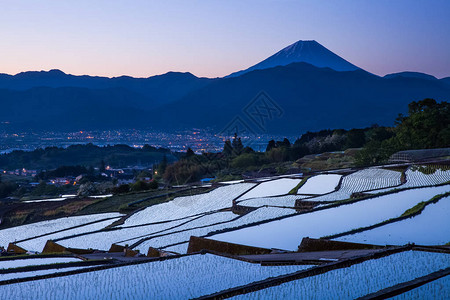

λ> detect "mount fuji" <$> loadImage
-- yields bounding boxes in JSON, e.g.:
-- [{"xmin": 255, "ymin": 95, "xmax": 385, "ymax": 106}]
[{"xmin": 227, "ymin": 40, "xmax": 361, "ymax": 77}]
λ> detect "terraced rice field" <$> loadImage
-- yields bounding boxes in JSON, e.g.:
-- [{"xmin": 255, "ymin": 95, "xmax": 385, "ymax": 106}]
[
  {"xmin": 297, "ymin": 174, "xmax": 342, "ymax": 195},
  {"xmin": 0, "ymin": 267, "xmax": 92, "ymax": 282},
  {"xmin": 390, "ymin": 274, "xmax": 450, "ymax": 299},
  {"xmin": 17, "ymin": 218, "xmax": 123, "ymax": 252},
  {"xmin": 212, "ymin": 185, "xmax": 450, "ymax": 250},
  {"xmin": 335, "ymin": 195, "xmax": 450, "ymax": 245},
  {"xmin": 23, "ymin": 197, "xmax": 69, "ymax": 203},
  {"xmin": 231, "ymin": 251, "xmax": 450, "ymax": 300},
  {"xmin": 0, "ymin": 256, "xmax": 92, "ymax": 283},
  {"xmin": 58, "ymin": 205, "xmax": 296, "ymax": 252},
  {"xmin": 4, "ymin": 165, "xmax": 447, "ymax": 254},
  {"xmin": 161, "ymin": 242, "xmax": 189, "ymax": 253},
  {"xmin": 308, "ymin": 168, "xmax": 402, "ymax": 202},
  {"xmin": 370, "ymin": 166, "xmax": 450, "ymax": 193},
  {"xmin": 1, "ymin": 163, "xmax": 449, "ymax": 299},
  {"xmin": 120, "ymin": 183, "xmax": 255, "ymax": 226},
  {"xmin": 57, "ymin": 218, "xmax": 195, "ymax": 250},
  {"xmin": 0, "ymin": 254, "xmax": 312, "ymax": 299},
  {"xmin": 238, "ymin": 194, "xmax": 309, "ymax": 207},
  {"xmin": 237, "ymin": 178, "xmax": 301, "ymax": 200},
  {"xmin": 132, "ymin": 207, "xmax": 295, "ymax": 253},
  {"xmin": 0, "ymin": 213, "xmax": 123, "ymax": 249},
  {"xmin": 0, "ymin": 257, "xmax": 81, "ymax": 269}
]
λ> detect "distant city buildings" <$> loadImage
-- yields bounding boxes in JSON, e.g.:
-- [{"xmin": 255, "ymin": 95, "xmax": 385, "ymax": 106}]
[
  {"xmin": 0, "ymin": 129, "xmax": 295, "ymax": 154},
  {"xmin": 1, "ymin": 169, "xmax": 37, "ymax": 177}
]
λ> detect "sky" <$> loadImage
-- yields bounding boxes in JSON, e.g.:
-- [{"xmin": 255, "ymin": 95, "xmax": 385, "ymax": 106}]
[{"xmin": 1, "ymin": 0, "xmax": 450, "ymax": 78}]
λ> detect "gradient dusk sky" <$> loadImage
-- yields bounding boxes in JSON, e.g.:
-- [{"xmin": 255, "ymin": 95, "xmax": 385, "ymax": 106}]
[{"xmin": 1, "ymin": 0, "xmax": 450, "ymax": 78}]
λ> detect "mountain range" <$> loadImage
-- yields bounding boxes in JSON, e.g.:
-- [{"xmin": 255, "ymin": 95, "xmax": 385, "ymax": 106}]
[{"xmin": 1, "ymin": 40, "xmax": 449, "ymax": 134}]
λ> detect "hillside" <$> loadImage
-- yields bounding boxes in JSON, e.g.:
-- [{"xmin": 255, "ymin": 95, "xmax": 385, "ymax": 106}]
[
  {"xmin": 0, "ymin": 69, "xmax": 213, "ymax": 107},
  {"xmin": 0, "ymin": 86, "xmax": 151, "ymax": 130},
  {"xmin": 156, "ymin": 62, "xmax": 450, "ymax": 134}
]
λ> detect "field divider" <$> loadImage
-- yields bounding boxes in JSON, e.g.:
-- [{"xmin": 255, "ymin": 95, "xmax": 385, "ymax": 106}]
[
  {"xmin": 126, "ymin": 187, "xmax": 193, "ymax": 207},
  {"xmin": 0, "ymin": 253, "xmax": 76, "ymax": 262},
  {"xmin": 356, "ymin": 267, "xmax": 450, "ymax": 300},
  {"xmin": 107, "ymin": 206, "xmax": 148, "ymax": 228},
  {"xmin": 288, "ymin": 175, "xmax": 310, "ymax": 195},
  {"xmin": 412, "ymin": 245, "xmax": 450, "ymax": 254}
]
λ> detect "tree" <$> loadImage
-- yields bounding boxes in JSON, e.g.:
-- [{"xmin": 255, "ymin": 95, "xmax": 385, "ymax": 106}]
[
  {"xmin": 112, "ymin": 184, "xmax": 130, "ymax": 194},
  {"xmin": 185, "ymin": 148, "xmax": 195, "ymax": 159},
  {"xmin": 290, "ymin": 144, "xmax": 310, "ymax": 160},
  {"xmin": 276, "ymin": 138, "xmax": 291, "ymax": 148},
  {"xmin": 392, "ymin": 99, "xmax": 449, "ymax": 149},
  {"xmin": 87, "ymin": 166, "xmax": 95, "ymax": 175},
  {"xmin": 36, "ymin": 165, "xmax": 88, "ymax": 180},
  {"xmin": 266, "ymin": 140, "xmax": 276, "ymax": 152},
  {"xmin": 345, "ymin": 129, "xmax": 366, "ymax": 148},
  {"xmin": 266, "ymin": 147, "xmax": 289, "ymax": 162},
  {"xmin": 131, "ymin": 180, "xmax": 150, "ymax": 192},
  {"xmin": 231, "ymin": 133, "xmax": 239, "ymax": 149},
  {"xmin": 157, "ymin": 155, "xmax": 168, "ymax": 175},
  {"xmin": 231, "ymin": 153, "xmax": 260, "ymax": 169},
  {"xmin": 77, "ymin": 182, "xmax": 98, "ymax": 196},
  {"xmin": 137, "ymin": 170, "xmax": 153, "ymax": 179},
  {"xmin": 242, "ymin": 146, "xmax": 255, "ymax": 154},
  {"xmin": 0, "ymin": 181, "xmax": 17, "ymax": 198},
  {"xmin": 163, "ymin": 160, "xmax": 203, "ymax": 184},
  {"xmin": 230, "ymin": 133, "xmax": 244, "ymax": 156},
  {"xmin": 234, "ymin": 137, "xmax": 244, "ymax": 155},
  {"xmin": 355, "ymin": 140, "xmax": 393, "ymax": 166},
  {"xmin": 366, "ymin": 127, "xmax": 394, "ymax": 143},
  {"xmin": 357, "ymin": 99, "xmax": 450, "ymax": 166},
  {"xmin": 31, "ymin": 181, "xmax": 60, "ymax": 196},
  {"xmin": 222, "ymin": 139, "xmax": 233, "ymax": 157},
  {"xmin": 148, "ymin": 179, "xmax": 159, "ymax": 189}
]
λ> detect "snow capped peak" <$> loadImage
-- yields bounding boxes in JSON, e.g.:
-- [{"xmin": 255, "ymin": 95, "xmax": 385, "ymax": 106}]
[
  {"xmin": 274, "ymin": 40, "xmax": 319, "ymax": 58},
  {"xmin": 280, "ymin": 40, "xmax": 317, "ymax": 54},
  {"xmin": 227, "ymin": 40, "xmax": 361, "ymax": 78}
]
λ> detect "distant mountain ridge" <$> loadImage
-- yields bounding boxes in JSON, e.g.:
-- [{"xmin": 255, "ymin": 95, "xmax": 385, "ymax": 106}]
[
  {"xmin": 383, "ymin": 71, "xmax": 438, "ymax": 81},
  {"xmin": 227, "ymin": 40, "xmax": 360, "ymax": 77},
  {"xmin": 1, "ymin": 40, "xmax": 449, "ymax": 133},
  {"xmin": 0, "ymin": 69, "xmax": 213, "ymax": 107}
]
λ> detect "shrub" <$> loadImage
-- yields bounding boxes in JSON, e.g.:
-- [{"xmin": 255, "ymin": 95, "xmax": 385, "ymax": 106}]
[
  {"xmin": 131, "ymin": 181, "xmax": 149, "ymax": 192},
  {"xmin": 112, "ymin": 184, "xmax": 130, "ymax": 194},
  {"xmin": 231, "ymin": 153, "xmax": 261, "ymax": 169},
  {"xmin": 148, "ymin": 180, "xmax": 159, "ymax": 189},
  {"xmin": 77, "ymin": 182, "xmax": 98, "ymax": 196}
]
